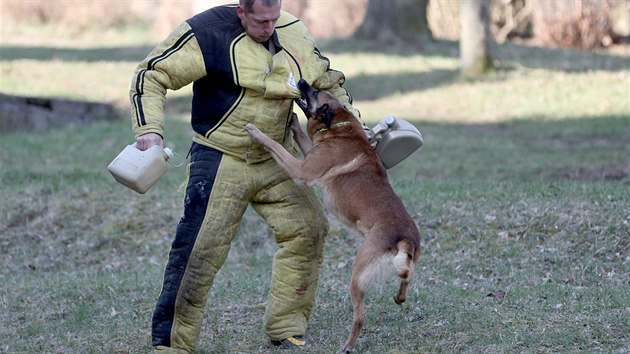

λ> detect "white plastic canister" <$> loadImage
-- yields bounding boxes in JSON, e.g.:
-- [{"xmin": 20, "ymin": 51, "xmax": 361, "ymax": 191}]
[
  {"xmin": 370, "ymin": 116, "xmax": 424, "ymax": 169},
  {"xmin": 107, "ymin": 144, "xmax": 174, "ymax": 194}
]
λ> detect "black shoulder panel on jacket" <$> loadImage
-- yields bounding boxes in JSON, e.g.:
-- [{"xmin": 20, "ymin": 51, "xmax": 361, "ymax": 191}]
[
  {"xmin": 186, "ymin": 5, "xmax": 243, "ymax": 74},
  {"xmin": 186, "ymin": 5, "xmax": 245, "ymax": 136}
]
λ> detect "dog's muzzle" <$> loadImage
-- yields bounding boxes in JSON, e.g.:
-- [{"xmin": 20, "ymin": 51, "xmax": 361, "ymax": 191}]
[
  {"xmin": 295, "ymin": 79, "xmax": 315, "ymax": 118},
  {"xmin": 295, "ymin": 97, "xmax": 309, "ymax": 117}
]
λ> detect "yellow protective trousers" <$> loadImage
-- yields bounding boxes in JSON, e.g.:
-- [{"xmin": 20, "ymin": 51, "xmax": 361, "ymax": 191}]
[{"xmin": 152, "ymin": 142, "xmax": 329, "ymax": 352}]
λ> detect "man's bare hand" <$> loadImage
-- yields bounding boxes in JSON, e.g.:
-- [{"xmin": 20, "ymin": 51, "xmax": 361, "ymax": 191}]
[{"xmin": 136, "ymin": 133, "xmax": 164, "ymax": 151}]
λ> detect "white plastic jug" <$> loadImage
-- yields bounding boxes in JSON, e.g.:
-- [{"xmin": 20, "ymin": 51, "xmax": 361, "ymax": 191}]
[
  {"xmin": 370, "ymin": 116, "xmax": 423, "ymax": 169},
  {"xmin": 107, "ymin": 143, "xmax": 174, "ymax": 194}
]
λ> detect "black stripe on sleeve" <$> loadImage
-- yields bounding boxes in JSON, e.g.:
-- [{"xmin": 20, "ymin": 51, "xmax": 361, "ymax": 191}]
[{"xmin": 133, "ymin": 29, "xmax": 195, "ymax": 127}]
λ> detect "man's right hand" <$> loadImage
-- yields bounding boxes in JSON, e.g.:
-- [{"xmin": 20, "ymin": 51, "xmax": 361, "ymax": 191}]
[{"xmin": 136, "ymin": 133, "xmax": 164, "ymax": 151}]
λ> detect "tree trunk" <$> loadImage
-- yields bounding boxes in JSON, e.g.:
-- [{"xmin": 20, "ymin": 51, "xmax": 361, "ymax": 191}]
[
  {"xmin": 459, "ymin": 0, "xmax": 494, "ymax": 76},
  {"xmin": 354, "ymin": 0, "xmax": 431, "ymax": 43}
]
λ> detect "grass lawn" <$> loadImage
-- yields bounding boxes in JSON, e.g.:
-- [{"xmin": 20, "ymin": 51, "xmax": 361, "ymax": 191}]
[{"xmin": 1, "ymin": 31, "xmax": 629, "ymax": 353}]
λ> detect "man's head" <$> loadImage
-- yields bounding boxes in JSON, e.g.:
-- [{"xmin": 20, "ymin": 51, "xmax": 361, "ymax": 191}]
[{"xmin": 237, "ymin": 0, "xmax": 282, "ymax": 43}]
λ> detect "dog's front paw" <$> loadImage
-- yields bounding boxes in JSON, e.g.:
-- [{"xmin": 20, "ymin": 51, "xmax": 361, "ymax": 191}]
[
  {"xmin": 245, "ymin": 123, "xmax": 263, "ymax": 140},
  {"xmin": 244, "ymin": 123, "xmax": 257, "ymax": 134},
  {"xmin": 245, "ymin": 123, "xmax": 272, "ymax": 149}
]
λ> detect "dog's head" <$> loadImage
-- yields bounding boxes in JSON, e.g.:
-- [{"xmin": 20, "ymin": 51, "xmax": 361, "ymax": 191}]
[{"xmin": 295, "ymin": 79, "xmax": 344, "ymax": 128}]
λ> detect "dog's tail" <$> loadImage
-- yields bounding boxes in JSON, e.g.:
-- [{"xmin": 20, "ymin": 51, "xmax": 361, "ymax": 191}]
[{"xmin": 393, "ymin": 239, "xmax": 419, "ymax": 280}]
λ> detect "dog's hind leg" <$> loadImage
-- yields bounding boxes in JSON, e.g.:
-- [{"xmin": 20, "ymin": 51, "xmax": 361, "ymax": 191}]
[
  {"xmin": 339, "ymin": 277, "xmax": 366, "ymax": 354},
  {"xmin": 392, "ymin": 239, "xmax": 418, "ymax": 305},
  {"xmin": 339, "ymin": 241, "xmax": 381, "ymax": 354},
  {"xmin": 394, "ymin": 279, "xmax": 410, "ymax": 305}
]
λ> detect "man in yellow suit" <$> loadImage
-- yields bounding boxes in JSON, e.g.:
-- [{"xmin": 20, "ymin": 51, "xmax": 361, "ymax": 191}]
[{"xmin": 129, "ymin": 0, "xmax": 362, "ymax": 352}]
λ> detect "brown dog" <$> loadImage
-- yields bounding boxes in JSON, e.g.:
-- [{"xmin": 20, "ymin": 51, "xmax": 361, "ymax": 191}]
[{"xmin": 245, "ymin": 79, "xmax": 421, "ymax": 353}]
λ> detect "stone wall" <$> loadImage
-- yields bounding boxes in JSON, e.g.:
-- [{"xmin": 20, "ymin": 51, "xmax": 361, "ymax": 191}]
[{"xmin": 0, "ymin": 94, "xmax": 119, "ymax": 133}]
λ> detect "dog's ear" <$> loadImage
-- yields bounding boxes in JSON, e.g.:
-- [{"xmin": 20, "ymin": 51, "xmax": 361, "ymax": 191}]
[{"xmin": 316, "ymin": 104, "xmax": 334, "ymax": 128}]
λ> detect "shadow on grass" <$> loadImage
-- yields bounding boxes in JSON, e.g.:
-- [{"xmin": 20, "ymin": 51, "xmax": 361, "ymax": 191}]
[
  {"xmin": 495, "ymin": 41, "xmax": 630, "ymax": 72},
  {"xmin": 345, "ymin": 69, "xmax": 459, "ymax": 101},
  {"xmin": 392, "ymin": 114, "xmax": 630, "ymax": 184},
  {"xmin": 320, "ymin": 38, "xmax": 630, "ymax": 72},
  {"xmin": 0, "ymin": 45, "xmax": 154, "ymax": 62}
]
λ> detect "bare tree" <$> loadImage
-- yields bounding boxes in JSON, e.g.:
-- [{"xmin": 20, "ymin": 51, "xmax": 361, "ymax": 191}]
[
  {"xmin": 459, "ymin": 0, "xmax": 494, "ymax": 76},
  {"xmin": 353, "ymin": 0, "xmax": 431, "ymax": 43},
  {"xmin": 281, "ymin": 0, "xmax": 309, "ymax": 19}
]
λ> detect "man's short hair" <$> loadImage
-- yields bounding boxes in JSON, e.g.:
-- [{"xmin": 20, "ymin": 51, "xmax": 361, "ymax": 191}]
[{"xmin": 239, "ymin": 0, "xmax": 280, "ymax": 14}]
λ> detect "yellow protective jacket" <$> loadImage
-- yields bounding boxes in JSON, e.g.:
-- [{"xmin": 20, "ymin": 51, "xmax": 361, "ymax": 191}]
[{"xmin": 130, "ymin": 5, "xmax": 360, "ymax": 163}]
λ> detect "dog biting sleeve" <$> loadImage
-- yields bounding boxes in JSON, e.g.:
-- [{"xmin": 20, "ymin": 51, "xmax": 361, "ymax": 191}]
[{"xmin": 312, "ymin": 69, "xmax": 362, "ymax": 122}]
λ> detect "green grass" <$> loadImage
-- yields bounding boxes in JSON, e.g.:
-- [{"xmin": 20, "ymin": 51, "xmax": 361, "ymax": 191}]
[{"xmin": 1, "ymin": 33, "xmax": 629, "ymax": 353}]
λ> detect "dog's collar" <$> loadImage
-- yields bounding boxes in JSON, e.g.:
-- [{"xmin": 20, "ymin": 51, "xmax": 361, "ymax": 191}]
[{"xmin": 315, "ymin": 121, "xmax": 352, "ymax": 134}]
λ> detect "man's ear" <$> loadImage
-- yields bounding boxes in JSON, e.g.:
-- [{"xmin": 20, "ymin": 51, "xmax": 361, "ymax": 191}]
[{"xmin": 236, "ymin": 5, "xmax": 245, "ymax": 19}]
